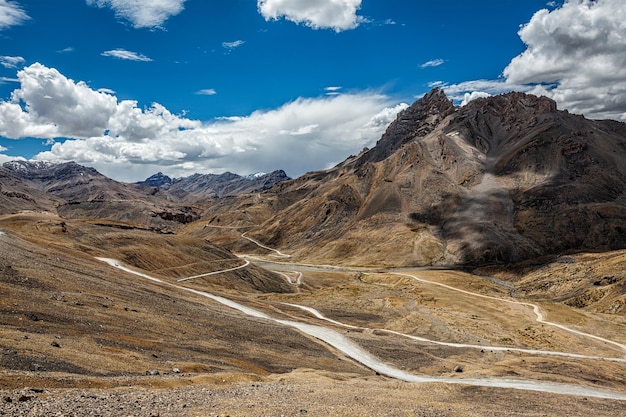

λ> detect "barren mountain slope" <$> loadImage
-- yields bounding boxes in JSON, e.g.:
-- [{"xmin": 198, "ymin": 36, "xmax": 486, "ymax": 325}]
[
  {"xmin": 197, "ymin": 89, "xmax": 626, "ymax": 267},
  {"xmin": 0, "ymin": 161, "xmax": 203, "ymax": 228},
  {"xmin": 0, "ymin": 213, "xmax": 345, "ymax": 384},
  {"xmin": 476, "ymin": 249, "xmax": 626, "ymax": 315}
]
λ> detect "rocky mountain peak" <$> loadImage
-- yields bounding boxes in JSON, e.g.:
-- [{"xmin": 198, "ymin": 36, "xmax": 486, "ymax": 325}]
[
  {"xmin": 463, "ymin": 91, "xmax": 558, "ymax": 117},
  {"xmin": 2, "ymin": 160, "xmax": 100, "ymax": 181},
  {"xmin": 137, "ymin": 172, "xmax": 173, "ymax": 188},
  {"xmin": 358, "ymin": 88, "xmax": 455, "ymax": 165},
  {"xmin": 3, "ymin": 160, "xmax": 56, "ymax": 174}
]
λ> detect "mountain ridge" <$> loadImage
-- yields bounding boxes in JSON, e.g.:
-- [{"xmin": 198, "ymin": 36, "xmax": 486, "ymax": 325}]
[
  {"xmin": 137, "ymin": 169, "xmax": 290, "ymax": 200},
  {"xmin": 0, "ymin": 161, "xmax": 289, "ymax": 229},
  {"xmin": 198, "ymin": 89, "xmax": 626, "ymax": 267}
]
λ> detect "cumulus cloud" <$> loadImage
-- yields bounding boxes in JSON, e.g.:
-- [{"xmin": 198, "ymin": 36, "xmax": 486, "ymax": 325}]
[
  {"xmin": 460, "ymin": 91, "xmax": 491, "ymax": 106},
  {"xmin": 0, "ymin": 152, "xmax": 24, "ymax": 164},
  {"xmin": 365, "ymin": 103, "xmax": 409, "ymax": 129},
  {"xmin": 86, "ymin": 0, "xmax": 186, "ymax": 29},
  {"xmin": 0, "ymin": 0, "xmax": 29, "ymax": 30},
  {"xmin": 0, "ymin": 55, "xmax": 25, "ymax": 68},
  {"xmin": 257, "ymin": 0, "xmax": 364, "ymax": 32},
  {"xmin": 0, "ymin": 63, "xmax": 197, "ymax": 141},
  {"xmin": 502, "ymin": 0, "xmax": 626, "ymax": 120},
  {"xmin": 0, "ymin": 63, "xmax": 405, "ymax": 181},
  {"xmin": 101, "ymin": 49, "xmax": 152, "ymax": 62},
  {"xmin": 420, "ymin": 59, "xmax": 444, "ymax": 69},
  {"xmin": 445, "ymin": 0, "xmax": 626, "ymax": 121}
]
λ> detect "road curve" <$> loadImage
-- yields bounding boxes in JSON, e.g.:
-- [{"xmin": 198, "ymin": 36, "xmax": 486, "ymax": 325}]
[
  {"xmin": 236, "ymin": 234, "xmax": 626, "ymax": 358},
  {"xmin": 392, "ymin": 272, "xmax": 626, "ymax": 357},
  {"xmin": 285, "ymin": 303, "xmax": 626, "ymax": 363},
  {"xmin": 273, "ymin": 270, "xmax": 303, "ymax": 286},
  {"xmin": 241, "ymin": 232, "xmax": 291, "ymax": 258},
  {"xmin": 97, "ymin": 257, "xmax": 626, "ymax": 400},
  {"xmin": 177, "ymin": 259, "xmax": 250, "ymax": 282}
]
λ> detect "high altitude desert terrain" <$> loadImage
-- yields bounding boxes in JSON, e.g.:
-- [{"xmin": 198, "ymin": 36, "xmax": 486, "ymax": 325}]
[{"xmin": 1, "ymin": 90, "xmax": 626, "ymax": 416}]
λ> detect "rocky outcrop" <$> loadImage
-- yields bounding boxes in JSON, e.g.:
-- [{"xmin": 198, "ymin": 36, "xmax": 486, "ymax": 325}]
[{"xmin": 358, "ymin": 88, "xmax": 455, "ymax": 165}]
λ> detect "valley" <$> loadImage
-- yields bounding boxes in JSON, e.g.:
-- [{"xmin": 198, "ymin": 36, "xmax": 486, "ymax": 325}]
[
  {"xmin": 1, "ymin": 212, "xmax": 626, "ymax": 415},
  {"xmin": 1, "ymin": 90, "xmax": 626, "ymax": 415}
]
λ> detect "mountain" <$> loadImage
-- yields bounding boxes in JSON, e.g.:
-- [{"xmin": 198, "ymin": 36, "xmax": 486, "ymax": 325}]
[
  {"xmin": 138, "ymin": 172, "xmax": 173, "ymax": 188},
  {"xmin": 2, "ymin": 160, "xmax": 140, "ymax": 203},
  {"xmin": 0, "ymin": 161, "xmax": 201, "ymax": 228},
  {"xmin": 137, "ymin": 170, "xmax": 290, "ymax": 200},
  {"xmin": 198, "ymin": 89, "xmax": 626, "ymax": 267},
  {"xmin": 0, "ymin": 161, "xmax": 290, "ymax": 228}
]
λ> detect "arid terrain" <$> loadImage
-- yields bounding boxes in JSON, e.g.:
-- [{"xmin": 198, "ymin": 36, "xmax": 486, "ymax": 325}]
[
  {"xmin": 1, "ymin": 211, "xmax": 625, "ymax": 415},
  {"xmin": 1, "ymin": 91, "xmax": 626, "ymax": 415}
]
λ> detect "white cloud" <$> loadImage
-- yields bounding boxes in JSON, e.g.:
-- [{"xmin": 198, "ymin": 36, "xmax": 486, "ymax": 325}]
[
  {"xmin": 0, "ymin": 144, "xmax": 7, "ymax": 152},
  {"xmin": 86, "ymin": 0, "xmax": 186, "ymax": 29},
  {"xmin": 0, "ymin": 76, "xmax": 18, "ymax": 83},
  {"xmin": 460, "ymin": 91, "xmax": 491, "ymax": 106},
  {"xmin": 0, "ymin": 63, "xmax": 406, "ymax": 182},
  {"xmin": 420, "ymin": 59, "xmax": 444, "ymax": 69},
  {"xmin": 0, "ymin": 0, "xmax": 29, "ymax": 30},
  {"xmin": 325, "ymin": 86, "xmax": 342, "ymax": 96},
  {"xmin": 101, "ymin": 49, "xmax": 153, "ymax": 62},
  {"xmin": 502, "ymin": 0, "xmax": 626, "ymax": 120},
  {"xmin": 0, "ymin": 55, "xmax": 25, "ymax": 68},
  {"xmin": 0, "ymin": 152, "xmax": 24, "ymax": 164},
  {"xmin": 195, "ymin": 89, "xmax": 217, "ymax": 96},
  {"xmin": 257, "ymin": 0, "xmax": 364, "ymax": 32},
  {"xmin": 57, "ymin": 47, "xmax": 75, "ymax": 53},
  {"xmin": 281, "ymin": 123, "xmax": 319, "ymax": 136},
  {"xmin": 97, "ymin": 87, "xmax": 116, "ymax": 94},
  {"xmin": 446, "ymin": 0, "xmax": 626, "ymax": 121},
  {"xmin": 434, "ymin": 79, "xmax": 524, "ymax": 105},
  {"xmin": 0, "ymin": 63, "xmax": 118, "ymax": 138},
  {"xmin": 365, "ymin": 103, "xmax": 409, "ymax": 129},
  {"xmin": 222, "ymin": 40, "xmax": 245, "ymax": 50}
]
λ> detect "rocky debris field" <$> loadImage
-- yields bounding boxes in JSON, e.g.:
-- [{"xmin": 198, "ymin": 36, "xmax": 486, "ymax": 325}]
[{"xmin": 2, "ymin": 373, "xmax": 626, "ymax": 417}]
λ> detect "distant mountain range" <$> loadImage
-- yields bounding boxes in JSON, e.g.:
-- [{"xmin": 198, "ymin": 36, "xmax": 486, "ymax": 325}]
[
  {"xmin": 136, "ymin": 170, "xmax": 290, "ymax": 200},
  {"xmin": 0, "ymin": 160, "xmax": 290, "ymax": 228}
]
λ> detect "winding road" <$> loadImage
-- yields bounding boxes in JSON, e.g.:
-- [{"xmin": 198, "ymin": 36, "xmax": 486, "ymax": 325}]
[
  {"xmin": 392, "ymin": 272, "xmax": 626, "ymax": 357},
  {"xmin": 176, "ymin": 259, "xmax": 250, "ymax": 282},
  {"xmin": 241, "ymin": 232, "xmax": 291, "ymax": 258},
  {"xmin": 97, "ymin": 249, "xmax": 626, "ymax": 400}
]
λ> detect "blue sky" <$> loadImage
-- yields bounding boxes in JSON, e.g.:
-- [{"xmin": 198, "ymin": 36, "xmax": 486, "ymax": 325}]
[{"xmin": 0, "ymin": 0, "xmax": 625, "ymax": 182}]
